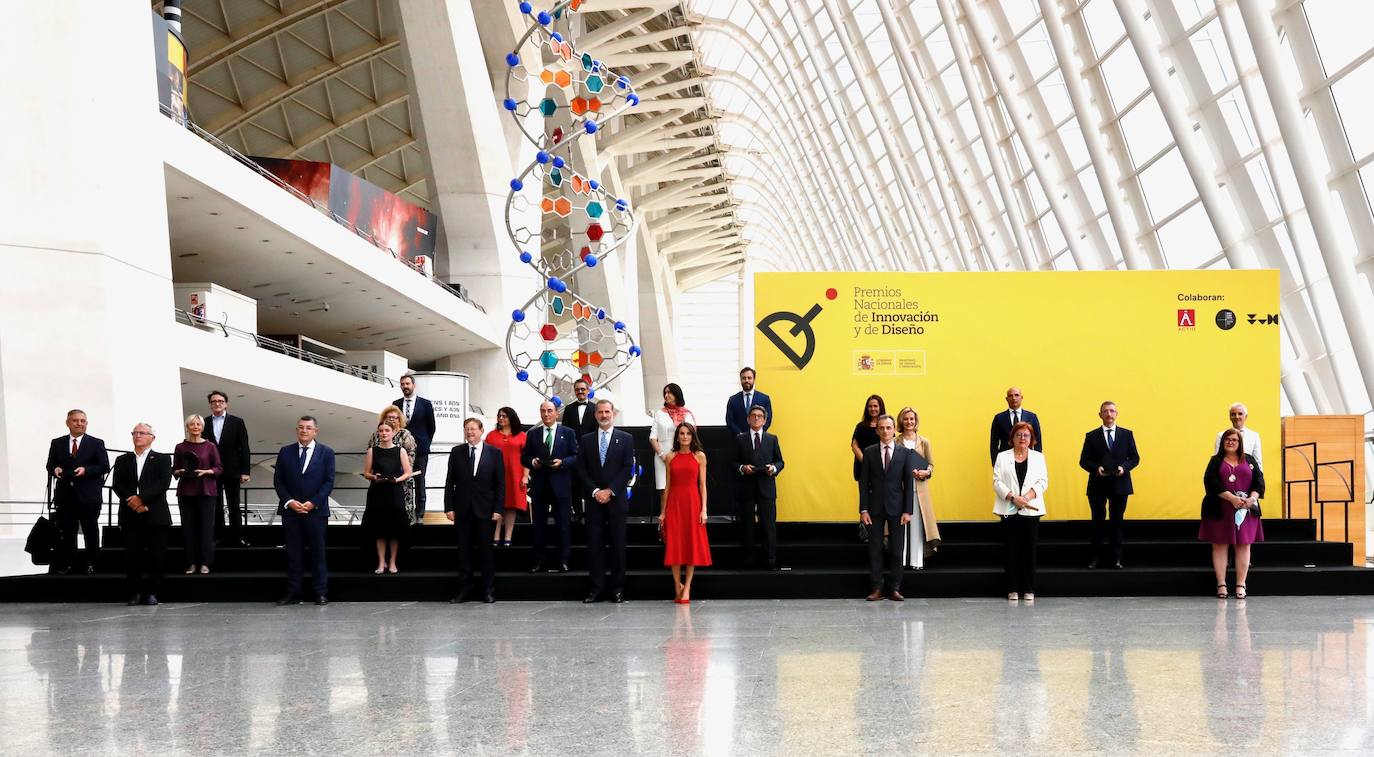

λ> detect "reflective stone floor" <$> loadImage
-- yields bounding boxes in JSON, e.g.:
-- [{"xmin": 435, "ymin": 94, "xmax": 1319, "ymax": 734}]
[{"xmin": 3, "ymin": 596, "xmax": 1373, "ymax": 755}]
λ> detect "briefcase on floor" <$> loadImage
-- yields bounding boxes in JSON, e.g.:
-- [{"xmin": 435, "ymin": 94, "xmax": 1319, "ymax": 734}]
[{"xmin": 25, "ymin": 516, "xmax": 56, "ymax": 565}]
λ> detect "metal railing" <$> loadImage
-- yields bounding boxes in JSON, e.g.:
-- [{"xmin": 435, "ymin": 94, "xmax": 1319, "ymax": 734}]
[
  {"xmin": 175, "ymin": 308, "xmax": 395, "ymax": 387},
  {"xmin": 159, "ymin": 103, "xmax": 486, "ymax": 314}
]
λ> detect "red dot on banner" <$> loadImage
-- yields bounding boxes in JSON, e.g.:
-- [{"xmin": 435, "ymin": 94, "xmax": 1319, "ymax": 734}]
[{"xmin": 825, "ymin": 288, "xmax": 838, "ymax": 300}]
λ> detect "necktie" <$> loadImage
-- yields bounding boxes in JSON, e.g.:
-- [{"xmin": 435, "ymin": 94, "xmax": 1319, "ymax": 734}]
[
  {"xmin": 1014, "ymin": 410, "xmax": 1019, "ymax": 425},
  {"xmin": 745, "ymin": 393, "xmax": 752, "ymax": 409},
  {"xmin": 753, "ymin": 433, "xmax": 761, "ymax": 451},
  {"xmin": 883, "ymin": 445, "xmax": 890, "ymax": 471},
  {"xmin": 1106, "ymin": 429, "xmax": 1114, "ymax": 450},
  {"xmin": 299, "ymin": 445, "xmax": 308, "ymax": 470},
  {"xmin": 71, "ymin": 438, "xmax": 79, "ymax": 457},
  {"xmin": 599, "ymin": 431, "xmax": 609, "ymax": 466},
  {"xmin": 404, "ymin": 398, "xmax": 412, "ymax": 419},
  {"xmin": 468, "ymin": 445, "xmax": 476, "ymax": 474},
  {"xmin": 545, "ymin": 427, "xmax": 553, "ymax": 449}
]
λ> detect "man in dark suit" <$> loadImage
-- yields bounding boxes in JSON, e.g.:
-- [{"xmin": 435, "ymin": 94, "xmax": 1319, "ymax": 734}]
[
  {"xmin": 521, "ymin": 400, "xmax": 580, "ymax": 573},
  {"xmin": 396, "ymin": 374, "xmax": 436, "ymax": 522},
  {"xmin": 273, "ymin": 416, "xmax": 336, "ymax": 605},
  {"xmin": 576, "ymin": 399, "xmax": 635, "ymax": 603},
  {"xmin": 205, "ymin": 390, "xmax": 252, "ymax": 547},
  {"xmin": 561, "ymin": 379, "xmax": 599, "ymax": 524},
  {"xmin": 735, "ymin": 405, "xmax": 785, "ymax": 569},
  {"xmin": 45, "ymin": 409, "xmax": 109, "ymax": 574},
  {"xmin": 444, "ymin": 418, "xmax": 504, "ymax": 604},
  {"xmin": 725, "ymin": 367, "xmax": 773, "ymax": 435},
  {"xmin": 111, "ymin": 423, "xmax": 174, "ymax": 605},
  {"xmin": 858, "ymin": 414, "xmax": 915, "ymax": 601},
  {"xmin": 990, "ymin": 386, "xmax": 1042, "ymax": 465},
  {"xmin": 1078, "ymin": 401, "xmax": 1140, "ymax": 569}
]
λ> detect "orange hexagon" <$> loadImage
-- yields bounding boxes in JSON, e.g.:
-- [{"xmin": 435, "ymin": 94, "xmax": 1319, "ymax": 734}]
[
  {"xmin": 553, "ymin": 197, "xmax": 572, "ymax": 217},
  {"xmin": 589, "ymin": 352, "xmax": 604, "ymax": 367},
  {"xmin": 540, "ymin": 69, "xmax": 555, "ymax": 85},
  {"xmin": 554, "ymin": 70, "xmax": 572, "ymax": 88},
  {"xmin": 570, "ymin": 0, "xmax": 583, "ymax": 10},
  {"xmin": 559, "ymin": 42, "xmax": 573, "ymax": 61},
  {"xmin": 569, "ymin": 97, "xmax": 588, "ymax": 115},
  {"xmin": 570, "ymin": 175, "xmax": 586, "ymax": 194},
  {"xmin": 572, "ymin": 302, "xmax": 587, "ymax": 319},
  {"xmin": 540, "ymin": 198, "xmax": 554, "ymax": 213},
  {"xmin": 586, "ymin": 98, "xmax": 601, "ymax": 112},
  {"xmin": 572, "ymin": 350, "xmax": 589, "ymax": 368}
]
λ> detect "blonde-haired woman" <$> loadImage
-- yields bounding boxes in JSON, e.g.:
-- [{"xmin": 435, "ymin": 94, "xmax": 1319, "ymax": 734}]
[
  {"xmin": 370, "ymin": 405, "xmax": 419, "ymax": 522},
  {"xmin": 896, "ymin": 407, "xmax": 941, "ymax": 566},
  {"xmin": 174, "ymin": 414, "xmax": 222, "ymax": 574}
]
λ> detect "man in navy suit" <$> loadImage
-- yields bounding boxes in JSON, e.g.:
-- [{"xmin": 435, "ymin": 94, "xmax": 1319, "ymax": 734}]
[
  {"xmin": 1078, "ymin": 401, "xmax": 1140, "ymax": 569},
  {"xmin": 859, "ymin": 415, "xmax": 915, "ymax": 601},
  {"xmin": 205, "ymin": 390, "xmax": 252, "ymax": 547},
  {"xmin": 273, "ymin": 416, "xmax": 336, "ymax": 605},
  {"xmin": 396, "ymin": 374, "xmax": 436, "ymax": 522},
  {"xmin": 45, "ymin": 409, "xmax": 109, "ymax": 574},
  {"xmin": 111, "ymin": 423, "xmax": 174, "ymax": 605},
  {"xmin": 725, "ymin": 367, "xmax": 773, "ymax": 435},
  {"xmin": 576, "ymin": 399, "xmax": 635, "ymax": 603},
  {"xmin": 444, "ymin": 418, "xmax": 504, "ymax": 604},
  {"xmin": 989, "ymin": 386, "xmax": 1042, "ymax": 465},
  {"xmin": 735, "ymin": 405, "xmax": 786, "ymax": 570},
  {"xmin": 521, "ymin": 400, "xmax": 579, "ymax": 573}
]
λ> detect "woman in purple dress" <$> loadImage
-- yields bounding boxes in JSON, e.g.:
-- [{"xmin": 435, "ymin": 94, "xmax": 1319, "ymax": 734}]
[
  {"xmin": 1198, "ymin": 428, "xmax": 1264, "ymax": 599},
  {"xmin": 174, "ymin": 414, "xmax": 222, "ymax": 575}
]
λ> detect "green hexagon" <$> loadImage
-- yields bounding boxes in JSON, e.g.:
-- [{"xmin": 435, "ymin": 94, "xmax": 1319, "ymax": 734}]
[
  {"xmin": 585, "ymin": 201, "xmax": 604, "ymax": 219},
  {"xmin": 539, "ymin": 350, "xmax": 559, "ymax": 369},
  {"xmin": 581, "ymin": 53, "xmax": 594, "ymax": 72},
  {"xmin": 549, "ymin": 168, "xmax": 562, "ymax": 187},
  {"xmin": 539, "ymin": 98, "xmax": 557, "ymax": 117},
  {"xmin": 585, "ymin": 75, "xmax": 604, "ymax": 94},
  {"xmin": 551, "ymin": 296, "xmax": 565, "ymax": 315}
]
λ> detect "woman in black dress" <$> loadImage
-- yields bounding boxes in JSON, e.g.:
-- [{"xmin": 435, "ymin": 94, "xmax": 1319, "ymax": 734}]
[
  {"xmin": 850, "ymin": 395, "xmax": 885, "ymax": 541},
  {"xmin": 362, "ymin": 422, "xmax": 413, "ymax": 573}
]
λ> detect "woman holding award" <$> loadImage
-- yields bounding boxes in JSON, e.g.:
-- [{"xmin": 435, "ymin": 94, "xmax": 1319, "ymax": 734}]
[
  {"xmin": 1198, "ymin": 428, "xmax": 1264, "ymax": 599},
  {"xmin": 363, "ymin": 421, "xmax": 413, "ymax": 574},
  {"xmin": 993, "ymin": 422, "xmax": 1047, "ymax": 601},
  {"xmin": 174, "ymin": 414, "xmax": 223, "ymax": 575}
]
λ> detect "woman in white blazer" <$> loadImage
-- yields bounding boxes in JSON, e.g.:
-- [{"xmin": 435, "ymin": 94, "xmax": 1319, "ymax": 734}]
[{"xmin": 993, "ymin": 422, "xmax": 1048, "ymax": 602}]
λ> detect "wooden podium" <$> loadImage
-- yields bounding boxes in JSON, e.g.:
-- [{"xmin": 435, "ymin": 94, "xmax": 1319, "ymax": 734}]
[{"xmin": 1282, "ymin": 415, "xmax": 1367, "ymax": 565}]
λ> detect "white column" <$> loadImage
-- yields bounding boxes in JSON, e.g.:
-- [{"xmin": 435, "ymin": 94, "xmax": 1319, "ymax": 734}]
[{"xmin": 0, "ymin": 3, "xmax": 185, "ymax": 508}]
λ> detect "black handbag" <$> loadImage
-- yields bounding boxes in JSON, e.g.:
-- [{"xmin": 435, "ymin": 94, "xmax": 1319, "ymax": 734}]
[{"xmin": 25, "ymin": 516, "xmax": 56, "ymax": 565}]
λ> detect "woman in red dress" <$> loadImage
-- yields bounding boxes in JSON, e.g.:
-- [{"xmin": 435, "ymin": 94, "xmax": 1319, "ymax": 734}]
[
  {"xmin": 661, "ymin": 422, "xmax": 711, "ymax": 603},
  {"xmin": 485, "ymin": 406, "xmax": 529, "ymax": 547}
]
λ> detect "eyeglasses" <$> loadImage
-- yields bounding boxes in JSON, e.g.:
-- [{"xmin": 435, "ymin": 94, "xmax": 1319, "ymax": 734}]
[
  {"xmin": 131, "ymin": 431, "xmax": 152, "ymax": 436},
  {"xmin": 209, "ymin": 399, "xmax": 227, "ymax": 404}
]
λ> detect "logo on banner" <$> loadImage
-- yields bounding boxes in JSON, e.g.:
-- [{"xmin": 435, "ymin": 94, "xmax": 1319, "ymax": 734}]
[
  {"xmin": 1177, "ymin": 309, "xmax": 1196, "ymax": 329},
  {"xmin": 1247, "ymin": 313, "xmax": 1279, "ymax": 325},
  {"xmin": 1215, "ymin": 309, "xmax": 1236, "ymax": 330},
  {"xmin": 856, "ymin": 354, "xmax": 875, "ymax": 372},
  {"xmin": 758, "ymin": 303, "xmax": 823, "ymax": 370}
]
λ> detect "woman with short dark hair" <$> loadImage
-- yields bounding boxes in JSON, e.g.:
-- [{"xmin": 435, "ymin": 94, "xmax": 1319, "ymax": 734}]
[{"xmin": 1199, "ymin": 428, "xmax": 1264, "ymax": 599}]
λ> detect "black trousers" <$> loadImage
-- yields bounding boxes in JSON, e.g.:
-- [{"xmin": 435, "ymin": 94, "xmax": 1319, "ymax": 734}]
[
  {"xmin": 1001, "ymin": 514, "xmax": 1041, "ymax": 594},
  {"xmin": 867, "ymin": 512, "xmax": 905, "ymax": 592},
  {"xmin": 283, "ymin": 510, "xmax": 328, "ymax": 597},
  {"xmin": 123, "ymin": 520, "xmax": 167, "ymax": 597},
  {"xmin": 739, "ymin": 487, "xmax": 777, "ymax": 566},
  {"xmin": 455, "ymin": 511, "xmax": 496, "ymax": 594},
  {"xmin": 215, "ymin": 476, "xmax": 244, "ymax": 540},
  {"xmin": 55, "ymin": 499, "xmax": 100, "ymax": 570},
  {"xmin": 178, "ymin": 495, "xmax": 217, "ymax": 567},
  {"xmin": 1089, "ymin": 493, "xmax": 1129, "ymax": 562},
  {"xmin": 586, "ymin": 497, "xmax": 628, "ymax": 594},
  {"xmin": 412, "ymin": 452, "xmax": 429, "ymax": 518},
  {"xmin": 530, "ymin": 494, "xmax": 572, "ymax": 563}
]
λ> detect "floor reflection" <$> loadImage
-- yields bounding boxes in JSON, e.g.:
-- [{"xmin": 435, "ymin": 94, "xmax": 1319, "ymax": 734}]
[{"xmin": 2, "ymin": 597, "xmax": 1371, "ymax": 754}]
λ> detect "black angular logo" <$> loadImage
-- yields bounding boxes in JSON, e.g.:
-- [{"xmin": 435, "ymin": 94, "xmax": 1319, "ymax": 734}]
[
  {"xmin": 757, "ymin": 304, "xmax": 822, "ymax": 370},
  {"xmin": 1215, "ymin": 309, "xmax": 1236, "ymax": 330},
  {"xmin": 1246, "ymin": 313, "xmax": 1279, "ymax": 325}
]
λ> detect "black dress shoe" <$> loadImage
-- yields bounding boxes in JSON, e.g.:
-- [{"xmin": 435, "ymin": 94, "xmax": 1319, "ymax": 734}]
[
  {"xmin": 610, "ymin": 591, "xmax": 624, "ymax": 604},
  {"xmin": 276, "ymin": 595, "xmax": 301, "ymax": 606},
  {"xmin": 84, "ymin": 564, "xmax": 96, "ymax": 575},
  {"xmin": 127, "ymin": 594, "xmax": 141, "ymax": 606},
  {"xmin": 233, "ymin": 538, "xmax": 251, "ymax": 548},
  {"xmin": 142, "ymin": 595, "xmax": 159, "ymax": 606},
  {"xmin": 315, "ymin": 596, "xmax": 328, "ymax": 606},
  {"xmin": 584, "ymin": 593, "xmax": 602, "ymax": 604},
  {"xmin": 553, "ymin": 562, "xmax": 569, "ymax": 573},
  {"xmin": 483, "ymin": 592, "xmax": 496, "ymax": 604},
  {"xmin": 1087, "ymin": 557, "xmax": 1100, "ymax": 569},
  {"xmin": 528, "ymin": 561, "xmax": 544, "ymax": 574},
  {"xmin": 450, "ymin": 589, "xmax": 470, "ymax": 604},
  {"xmin": 1112, "ymin": 560, "xmax": 1124, "ymax": 569},
  {"xmin": 767, "ymin": 563, "xmax": 781, "ymax": 571}
]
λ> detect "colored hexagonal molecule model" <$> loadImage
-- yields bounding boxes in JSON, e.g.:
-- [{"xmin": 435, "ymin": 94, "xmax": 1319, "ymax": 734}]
[
  {"xmin": 585, "ymin": 75, "xmax": 604, "ymax": 93},
  {"xmin": 539, "ymin": 350, "xmax": 559, "ymax": 369},
  {"xmin": 550, "ymin": 296, "xmax": 565, "ymax": 315},
  {"xmin": 586, "ymin": 223, "xmax": 604, "ymax": 242},
  {"xmin": 585, "ymin": 201, "xmax": 603, "ymax": 219},
  {"xmin": 540, "ymin": 323, "xmax": 558, "ymax": 341}
]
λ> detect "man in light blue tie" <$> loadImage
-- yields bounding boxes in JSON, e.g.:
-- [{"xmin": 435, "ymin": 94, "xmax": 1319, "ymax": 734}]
[{"xmin": 576, "ymin": 399, "xmax": 636, "ymax": 603}]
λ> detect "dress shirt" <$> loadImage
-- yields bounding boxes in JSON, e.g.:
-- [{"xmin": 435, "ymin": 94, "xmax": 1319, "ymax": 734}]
[
  {"xmin": 541, "ymin": 423, "xmax": 558, "ymax": 446},
  {"xmin": 210, "ymin": 412, "xmax": 225, "ymax": 440},
  {"xmin": 1101, "ymin": 426, "xmax": 1116, "ymax": 448},
  {"xmin": 403, "ymin": 396, "xmax": 413, "ymax": 420},
  {"xmin": 468, "ymin": 442, "xmax": 482, "ymax": 475},
  {"xmin": 882, "ymin": 442, "xmax": 894, "ymax": 470},
  {"xmin": 298, "ymin": 440, "xmax": 316, "ymax": 472},
  {"xmin": 744, "ymin": 391, "xmax": 753, "ymax": 409},
  {"xmin": 592, "ymin": 427, "xmax": 614, "ymax": 496},
  {"xmin": 69, "ymin": 435, "xmax": 84, "ymax": 454},
  {"xmin": 134, "ymin": 448, "xmax": 151, "ymax": 481}
]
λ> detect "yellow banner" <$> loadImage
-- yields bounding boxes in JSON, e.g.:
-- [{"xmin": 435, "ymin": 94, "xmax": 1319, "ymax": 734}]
[{"xmin": 753, "ymin": 271, "xmax": 1280, "ymax": 521}]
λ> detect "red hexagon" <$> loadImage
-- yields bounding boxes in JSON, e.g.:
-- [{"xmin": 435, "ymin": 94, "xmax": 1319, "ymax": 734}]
[
  {"xmin": 552, "ymin": 127, "xmax": 564, "ymax": 144},
  {"xmin": 540, "ymin": 324, "xmax": 558, "ymax": 341},
  {"xmin": 586, "ymin": 223, "xmax": 604, "ymax": 242},
  {"xmin": 579, "ymin": 245, "xmax": 591, "ymax": 260},
  {"xmin": 589, "ymin": 352, "xmax": 604, "ymax": 366},
  {"xmin": 581, "ymin": 373, "xmax": 593, "ymax": 384}
]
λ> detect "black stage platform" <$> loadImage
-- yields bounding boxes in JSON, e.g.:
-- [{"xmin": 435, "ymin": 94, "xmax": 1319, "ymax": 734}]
[{"xmin": 2, "ymin": 518, "xmax": 1372, "ymax": 602}]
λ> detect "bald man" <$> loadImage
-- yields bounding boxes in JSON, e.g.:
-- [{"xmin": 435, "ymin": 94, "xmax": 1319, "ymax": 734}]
[
  {"xmin": 990, "ymin": 386, "xmax": 1043, "ymax": 465},
  {"xmin": 1213, "ymin": 402, "xmax": 1263, "ymax": 469},
  {"xmin": 521, "ymin": 400, "xmax": 580, "ymax": 573}
]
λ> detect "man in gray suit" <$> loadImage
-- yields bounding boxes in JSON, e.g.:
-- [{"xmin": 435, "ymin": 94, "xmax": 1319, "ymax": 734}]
[
  {"xmin": 735, "ymin": 405, "xmax": 785, "ymax": 570},
  {"xmin": 859, "ymin": 415, "xmax": 915, "ymax": 601}
]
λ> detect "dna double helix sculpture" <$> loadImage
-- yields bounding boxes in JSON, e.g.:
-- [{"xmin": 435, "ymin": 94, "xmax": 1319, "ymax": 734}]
[{"xmin": 502, "ymin": 0, "xmax": 643, "ymax": 408}]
